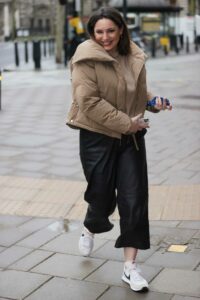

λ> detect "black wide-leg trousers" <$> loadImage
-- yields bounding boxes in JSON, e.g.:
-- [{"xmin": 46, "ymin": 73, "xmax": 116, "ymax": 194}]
[{"xmin": 79, "ymin": 128, "xmax": 150, "ymax": 250}]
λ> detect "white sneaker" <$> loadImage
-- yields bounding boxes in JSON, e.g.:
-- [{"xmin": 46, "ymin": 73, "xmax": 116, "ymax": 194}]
[
  {"xmin": 122, "ymin": 262, "xmax": 149, "ymax": 292},
  {"xmin": 79, "ymin": 228, "xmax": 94, "ymax": 257}
]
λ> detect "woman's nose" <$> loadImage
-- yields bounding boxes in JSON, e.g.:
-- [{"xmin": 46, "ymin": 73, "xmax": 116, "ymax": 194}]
[{"xmin": 102, "ymin": 32, "xmax": 109, "ymax": 40}]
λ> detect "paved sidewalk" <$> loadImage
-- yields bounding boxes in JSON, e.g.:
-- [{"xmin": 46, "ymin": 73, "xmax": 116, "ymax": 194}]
[
  {"xmin": 0, "ymin": 175, "xmax": 199, "ymax": 221},
  {"xmin": 0, "ymin": 215, "xmax": 200, "ymax": 299}
]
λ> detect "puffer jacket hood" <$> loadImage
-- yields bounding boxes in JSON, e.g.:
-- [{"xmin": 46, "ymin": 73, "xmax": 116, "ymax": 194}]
[{"xmin": 71, "ymin": 39, "xmax": 146, "ymax": 65}]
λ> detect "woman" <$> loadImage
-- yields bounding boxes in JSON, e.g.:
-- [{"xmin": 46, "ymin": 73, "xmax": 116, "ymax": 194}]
[{"xmin": 67, "ymin": 7, "xmax": 172, "ymax": 292}]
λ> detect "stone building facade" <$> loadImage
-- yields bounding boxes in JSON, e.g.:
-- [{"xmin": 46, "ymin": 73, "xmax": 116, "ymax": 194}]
[
  {"xmin": 0, "ymin": 0, "xmax": 57, "ymax": 40},
  {"xmin": 0, "ymin": 0, "xmax": 199, "ymax": 40},
  {"xmin": 0, "ymin": 0, "xmax": 98, "ymax": 40}
]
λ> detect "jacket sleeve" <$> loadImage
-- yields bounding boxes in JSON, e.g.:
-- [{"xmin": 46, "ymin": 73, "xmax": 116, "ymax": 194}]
[{"xmin": 71, "ymin": 61, "xmax": 132, "ymax": 134}]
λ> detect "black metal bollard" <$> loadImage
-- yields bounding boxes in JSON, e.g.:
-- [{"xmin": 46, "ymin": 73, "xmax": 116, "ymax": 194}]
[
  {"xmin": 48, "ymin": 39, "xmax": 51, "ymax": 56},
  {"xmin": 186, "ymin": 36, "xmax": 190, "ymax": 53},
  {"xmin": 175, "ymin": 35, "xmax": 179, "ymax": 54},
  {"xmin": 195, "ymin": 37, "xmax": 199, "ymax": 52},
  {"xmin": 33, "ymin": 40, "xmax": 41, "ymax": 70},
  {"xmin": 43, "ymin": 40, "xmax": 47, "ymax": 57},
  {"xmin": 0, "ymin": 70, "xmax": 2, "ymax": 111},
  {"xmin": 151, "ymin": 37, "xmax": 156, "ymax": 58},
  {"xmin": 14, "ymin": 42, "xmax": 19, "ymax": 67},
  {"xmin": 163, "ymin": 45, "xmax": 168, "ymax": 55},
  {"xmin": 24, "ymin": 40, "xmax": 28, "ymax": 63},
  {"xmin": 180, "ymin": 34, "xmax": 184, "ymax": 49}
]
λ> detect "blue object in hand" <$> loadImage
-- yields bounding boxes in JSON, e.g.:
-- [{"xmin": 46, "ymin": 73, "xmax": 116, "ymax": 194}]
[{"xmin": 147, "ymin": 97, "xmax": 170, "ymax": 107}]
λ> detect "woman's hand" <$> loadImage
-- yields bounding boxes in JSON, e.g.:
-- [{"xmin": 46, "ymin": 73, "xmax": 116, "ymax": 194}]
[{"xmin": 129, "ymin": 113, "xmax": 149, "ymax": 133}]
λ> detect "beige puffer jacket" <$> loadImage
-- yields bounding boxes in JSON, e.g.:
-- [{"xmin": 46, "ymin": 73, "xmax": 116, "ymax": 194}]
[{"xmin": 67, "ymin": 39, "xmax": 153, "ymax": 139}]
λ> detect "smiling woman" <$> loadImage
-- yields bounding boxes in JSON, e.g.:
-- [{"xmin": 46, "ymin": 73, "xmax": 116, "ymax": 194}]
[{"xmin": 67, "ymin": 6, "xmax": 172, "ymax": 294}]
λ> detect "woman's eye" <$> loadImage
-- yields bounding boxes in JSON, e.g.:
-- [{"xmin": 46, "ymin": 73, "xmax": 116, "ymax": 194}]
[
  {"xmin": 95, "ymin": 29, "xmax": 116, "ymax": 34},
  {"xmin": 95, "ymin": 31, "xmax": 103, "ymax": 34}
]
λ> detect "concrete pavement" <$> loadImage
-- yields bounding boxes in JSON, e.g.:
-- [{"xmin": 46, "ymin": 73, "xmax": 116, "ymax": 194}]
[
  {"xmin": 0, "ymin": 215, "xmax": 200, "ymax": 299},
  {"xmin": 0, "ymin": 51, "xmax": 200, "ymax": 299}
]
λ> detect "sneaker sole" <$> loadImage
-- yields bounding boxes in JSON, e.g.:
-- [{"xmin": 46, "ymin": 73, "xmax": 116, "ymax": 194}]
[{"xmin": 122, "ymin": 274, "xmax": 149, "ymax": 292}]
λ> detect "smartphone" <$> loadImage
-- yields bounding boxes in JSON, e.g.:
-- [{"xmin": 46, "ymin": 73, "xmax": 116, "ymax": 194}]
[{"xmin": 147, "ymin": 97, "xmax": 170, "ymax": 107}]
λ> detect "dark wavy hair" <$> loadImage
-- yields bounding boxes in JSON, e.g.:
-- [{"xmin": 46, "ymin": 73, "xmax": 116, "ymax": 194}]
[{"xmin": 87, "ymin": 6, "xmax": 131, "ymax": 55}]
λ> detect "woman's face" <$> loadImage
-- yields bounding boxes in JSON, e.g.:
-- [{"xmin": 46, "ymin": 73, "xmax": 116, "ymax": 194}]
[{"xmin": 93, "ymin": 18, "xmax": 123, "ymax": 53}]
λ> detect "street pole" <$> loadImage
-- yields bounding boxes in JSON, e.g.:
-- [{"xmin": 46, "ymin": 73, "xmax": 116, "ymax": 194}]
[
  {"xmin": 64, "ymin": 1, "xmax": 69, "ymax": 65},
  {"xmin": 123, "ymin": 0, "xmax": 127, "ymax": 21},
  {"xmin": 55, "ymin": 2, "xmax": 65, "ymax": 63},
  {"xmin": 11, "ymin": 0, "xmax": 16, "ymax": 40},
  {"xmin": 0, "ymin": 70, "xmax": 2, "ymax": 111}
]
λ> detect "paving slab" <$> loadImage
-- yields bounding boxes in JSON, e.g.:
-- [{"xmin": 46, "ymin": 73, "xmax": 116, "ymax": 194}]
[
  {"xmin": 134, "ymin": 246, "xmax": 160, "ymax": 263},
  {"xmin": 171, "ymin": 296, "xmax": 200, "ymax": 300},
  {"xmin": 150, "ymin": 221, "xmax": 180, "ymax": 228},
  {"xmin": 0, "ymin": 245, "xmax": 32, "ymax": 268},
  {"xmin": 16, "ymin": 227, "xmax": 62, "ymax": 249},
  {"xmin": 178, "ymin": 221, "xmax": 200, "ymax": 230},
  {"xmin": 149, "ymin": 226, "xmax": 197, "ymax": 245},
  {"xmin": 149, "ymin": 234, "xmax": 163, "ymax": 246},
  {"xmin": 3, "ymin": 133, "xmax": 61, "ymax": 148},
  {"xmin": 25, "ymin": 277, "xmax": 108, "ymax": 300},
  {"xmin": 145, "ymin": 249, "xmax": 200, "ymax": 270},
  {"xmin": 41, "ymin": 231, "xmax": 107, "ymax": 256},
  {"xmin": 91, "ymin": 240, "xmax": 159, "ymax": 263},
  {"xmin": 0, "ymin": 227, "xmax": 34, "ymax": 247},
  {"xmin": 92, "ymin": 240, "xmax": 124, "ymax": 261},
  {"xmin": 150, "ymin": 268, "xmax": 200, "ymax": 297},
  {"xmin": 8, "ymin": 249, "xmax": 54, "ymax": 271},
  {"xmin": 86, "ymin": 260, "xmax": 161, "ymax": 287},
  {"xmin": 0, "ymin": 247, "xmax": 5, "ymax": 253},
  {"xmin": 0, "ymin": 269, "xmax": 50, "ymax": 299},
  {"xmin": 196, "ymin": 265, "xmax": 200, "ymax": 271},
  {"xmin": 193, "ymin": 230, "xmax": 200, "ymax": 239},
  {"xmin": 0, "ymin": 215, "xmax": 31, "ymax": 229},
  {"xmin": 18, "ymin": 217, "xmax": 56, "ymax": 232},
  {"xmin": 0, "ymin": 176, "xmax": 199, "ymax": 220},
  {"xmin": 98, "ymin": 286, "xmax": 172, "ymax": 300},
  {"xmin": 190, "ymin": 237, "xmax": 200, "ymax": 250},
  {"xmin": 32, "ymin": 253, "xmax": 105, "ymax": 279},
  {"xmin": 0, "ymin": 186, "xmax": 40, "ymax": 201}
]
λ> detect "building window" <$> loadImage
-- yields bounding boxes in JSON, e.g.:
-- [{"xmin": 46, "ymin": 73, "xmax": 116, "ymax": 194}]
[
  {"xmin": 45, "ymin": 19, "xmax": 50, "ymax": 32},
  {"xmin": 38, "ymin": 19, "xmax": 43, "ymax": 30}
]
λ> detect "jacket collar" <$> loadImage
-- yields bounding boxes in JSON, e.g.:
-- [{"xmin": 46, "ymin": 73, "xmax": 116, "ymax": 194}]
[
  {"xmin": 71, "ymin": 39, "xmax": 115, "ymax": 64},
  {"xmin": 71, "ymin": 39, "xmax": 146, "ymax": 65}
]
